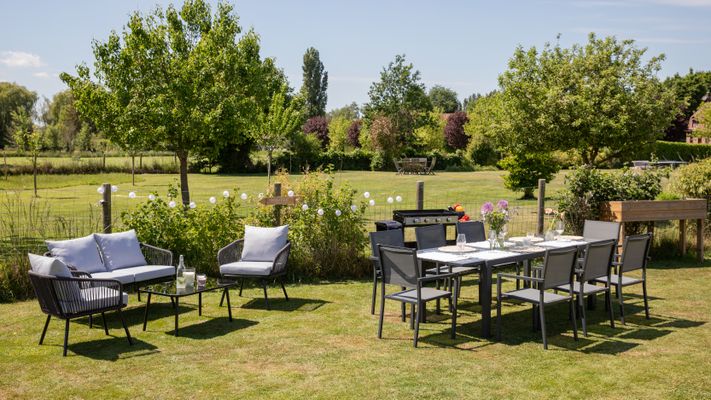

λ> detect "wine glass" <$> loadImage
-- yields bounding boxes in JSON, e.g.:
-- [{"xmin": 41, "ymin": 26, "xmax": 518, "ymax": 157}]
[
  {"xmin": 488, "ymin": 229, "xmax": 496, "ymax": 250},
  {"xmin": 525, "ymin": 231, "xmax": 534, "ymax": 246},
  {"xmin": 555, "ymin": 220, "xmax": 565, "ymax": 239},
  {"xmin": 456, "ymin": 234, "xmax": 466, "ymax": 250}
]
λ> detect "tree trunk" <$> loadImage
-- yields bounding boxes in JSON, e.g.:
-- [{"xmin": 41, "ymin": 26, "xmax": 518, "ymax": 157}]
[
  {"xmin": 177, "ymin": 150, "xmax": 190, "ymax": 205},
  {"xmin": 267, "ymin": 150, "xmax": 273, "ymax": 185},
  {"xmin": 32, "ymin": 155, "xmax": 38, "ymax": 197},
  {"xmin": 102, "ymin": 152, "xmax": 106, "ymax": 169},
  {"xmin": 139, "ymin": 153, "xmax": 143, "ymax": 170},
  {"xmin": 131, "ymin": 154, "xmax": 135, "ymax": 186}
]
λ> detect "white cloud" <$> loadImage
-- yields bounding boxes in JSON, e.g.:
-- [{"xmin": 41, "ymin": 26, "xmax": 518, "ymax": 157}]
[
  {"xmin": 0, "ymin": 51, "xmax": 43, "ymax": 67},
  {"xmin": 32, "ymin": 71, "xmax": 50, "ymax": 78}
]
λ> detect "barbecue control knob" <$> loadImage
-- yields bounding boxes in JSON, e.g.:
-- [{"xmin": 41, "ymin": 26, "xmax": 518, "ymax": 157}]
[
  {"xmin": 435, "ymin": 218, "xmax": 441, "ymax": 222},
  {"xmin": 413, "ymin": 218, "xmax": 420, "ymax": 223},
  {"xmin": 423, "ymin": 218, "xmax": 428, "ymax": 223}
]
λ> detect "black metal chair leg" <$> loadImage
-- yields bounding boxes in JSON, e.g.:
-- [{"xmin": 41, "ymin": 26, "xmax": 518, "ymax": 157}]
[
  {"xmin": 280, "ymin": 278, "xmax": 289, "ymax": 301},
  {"xmin": 239, "ymin": 279, "xmax": 244, "ymax": 296},
  {"xmin": 39, "ymin": 315, "xmax": 51, "ymax": 345},
  {"xmin": 371, "ymin": 271, "xmax": 378, "ymax": 315},
  {"xmin": 101, "ymin": 312, "xmax": 109, "ymax": 335},
  {"xmin": 377, "ymin": 290, "xmax": 385, "ymax": 339},
  {"xmin": 262, "ymin": 280, "xmax": 270, "ymax": 310},
  {"xmin": 617, "ymin": 284, "xmax": 626, "ymax": 325},
  {"xmin": 539, "ymin": 304, "xmax": 548, "ymax": 350},
  {"xmin": 225, "ymin": 287, "xmax": 233, "ymax": 322},
  {"xmin": 89, "ymin": 314, "xmax": 93, "ymax": 329},
  {"xmin": 63, "ymin": 319, "xmax": 70, "ymax": 357},
  {"xmin": 219, "ymin": 290, "xmax": 226, "ymax": 307},
  {"xmin": 642, "ymin": 279, "xmax": 650, "ymax": 319},
  {"xmin": 579, "ymin": 294, "xmax": 587, "ymax": 337},
  {"xmin": 606, "ymin": 289, "xmax": 615, "ymax": 329},
  {"xmin": 413, "ymin": 304, "xmax": 420, "ymax": 348},
  {"xmin": 117, "ymin": 309, "xmax": 133, "ymax": 345}
]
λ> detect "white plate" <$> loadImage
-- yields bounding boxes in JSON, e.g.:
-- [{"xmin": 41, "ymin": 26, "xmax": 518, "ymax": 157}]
[
  {"xmin": 438, "ymin": 245, "xmax": 478, "ymax": 254},
  {"xmin": 509, "ymin": 236, "xmax": 544, "ymax": 243}
]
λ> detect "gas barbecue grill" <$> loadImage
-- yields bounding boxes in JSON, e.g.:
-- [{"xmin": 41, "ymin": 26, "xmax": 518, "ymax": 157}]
[{"xmin": 393, "ymin": 209, "xmax": 460, "ymax": 227}]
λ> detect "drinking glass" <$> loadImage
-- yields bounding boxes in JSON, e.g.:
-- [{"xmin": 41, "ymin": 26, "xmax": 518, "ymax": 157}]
[
  {"xmin": 456, "ymin": 234, "xmax": 466, "ymax": 250},
  {"xmin": 525, "ymin": 231, "xmax": 534, "ymax": 246},
  {"xmin": 488, "ymin": 229, "xmax": 496, "ymax": 249},
  {"xmin": 555, "ymin": 220, "xmax": 565, "ymax": 239}
]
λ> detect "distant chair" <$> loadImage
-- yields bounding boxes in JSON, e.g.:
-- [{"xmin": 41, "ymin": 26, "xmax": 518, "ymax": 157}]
[
  {"xmin": 554, "ymin": 239, "xmax": 617, "ymax": 336},
  {"xmin": 217, "ymin": 225, "xmax": 291, "ymax": 310},
  {"xmin": 496, "ymin": 246, "xmax": 579, "ymax": 349},
  {"xmin": 393, "ymin": 158, "xmax": 404, "ymax": 175},
  {"xmin": 369, "ymin": 230, "xmax": 405, "ymax": 315},
  {"xmin": 582, "ymin": 220, "xmax": 621, "ymax": 242},
  {"xmin": 594, "ymin": 233, "xmax": 653, "ymax": 324},
  {"xmin": 425, "ymin": 157, "xmax": 437, "ymax": 175},
  {"xmin": 456, "ymin": 221, "xmax": 485, "ymax": 242},
  {"xmin": 377, "ymin": 245, "xmax": 458, "ymax": 347}
]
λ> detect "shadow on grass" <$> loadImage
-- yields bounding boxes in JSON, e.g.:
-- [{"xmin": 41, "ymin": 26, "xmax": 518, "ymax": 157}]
[
  {"xmin": 647, "ymin": 257, "xmax": 711, "ymax": 270},
  {"xmin": 67, "ymin": 337, "xmax": 158, "ymax": 361},
  {"xmin": 239, "ymin": 297, "xmax": 329, "ymax": 312},
  {"xmin": 170, "ymin": 317, "xmax": 257, "ymax": 339},
  {"xmin": 73, "ymin": 303, "xmax": 198, "ymax": 330}
]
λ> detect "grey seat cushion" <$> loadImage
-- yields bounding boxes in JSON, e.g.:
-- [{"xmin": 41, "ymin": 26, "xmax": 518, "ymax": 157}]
[
  {"xmin": 425, "ymin": 265, "xmax": 478, "ymax": 275},
  {"xmin": 594, "ymin": 274, "xmax": 643, "ymax": 286},
  {"xmin": 46, "ymin": 234, "xmax": 105, "ymax": 273},
  {"xmin": 386, "ymin": 287, "xmax": 452, "ymax": 303},
  {"xmin": 502, "ymin": 288, "xmax": 570, "ymax": 304},
  {"xmin": 28, "ymin": 253, "xmax": 79, "ymax": 301},
  {"xmin": 241, "ymin": 225, "xmax": 288, "ymax": 262},
  {"xmin": 92, "ymin": 265, "xmax": 174, "ymax": 285},
  {"xmin": 555, "ymin": 281, "xmax": 609, "ymax": 295},
  {"xmin": 59, "ymin": 287, "xmax": 128, "ymax": 314},
  {"xmin": 94, "ymin": 230, "xmax": 147, "ymax": 271},
  {"xmin": 220, "ymin": 261, "xmax": 273, "ymax": 276}
]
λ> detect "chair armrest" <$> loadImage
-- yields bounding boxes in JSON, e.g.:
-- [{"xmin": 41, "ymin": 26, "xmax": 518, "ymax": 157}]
[
  {"xmin": 497, "ymin": 272, "xmax": 543, "ymax": 283},
  {"xmin": 141, "ymin": 243, "xmax": 173, "ymax": 266},
  {"xmin": 70, "ymin": 270, "xmax": 92, "ymax": 278},
  {"xmin": 217, "ymin": 239, "xmax": 244, "ymax": 266},
  {"xmin": 612, "ymin": 261, "xmax": 622, "ymax": 266},
  {"xmin": 271, "ymin": 242, "xmax": 291, "ymax": 275},
  {"xmin": 419, "ymin": 272, "xmax": 459, "ymax": 283},
  {"xmin": 52, "ymin": 276, "xmax": 125, "ymax": 315}
]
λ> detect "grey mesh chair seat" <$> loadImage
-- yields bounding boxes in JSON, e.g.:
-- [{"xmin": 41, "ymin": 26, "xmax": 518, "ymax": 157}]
[
  {"xmin": 555, "ymin": 281, "xmax": 609, "ymax": 295},
  {"xmin": 219, "ymin": 261, "xmax": 274, "ymax": 276},
  {"xmin": 593, "ymin": 274, "xmax": 643, "ymax": 286},
  {"xmin": 500, "ymin": 288, "xmax": 570, "ymax": 304},
  {"xmin": 387, "ymin": 287, "xmax": 452, "ymax": 303}
]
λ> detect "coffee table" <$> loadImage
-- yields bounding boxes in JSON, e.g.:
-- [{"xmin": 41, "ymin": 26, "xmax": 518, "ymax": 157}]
[{"xmin": 139, "ymin": 278, "xmax": 237, "ymax": 336}]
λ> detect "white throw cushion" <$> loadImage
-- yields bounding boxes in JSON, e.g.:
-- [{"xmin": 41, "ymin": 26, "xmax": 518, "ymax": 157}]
[
  {"xmin": 92, "ymin": 265, "xmax": 175, "ymax": 285},
  {"xmin": 94, "ymin": 230, "xmax": 147, "ymax": 271},
  {"xmin": 28, "ymin": 253, "xmax": 80, "ymax": 302},
  {"xmin": 220, "ymin": 261, "xmax": 273, "ymax": 276},
  {"xmin": 46, "ymin": 235, "xmax": 105, "ymax": 273},
  {"xmin": 241, "ymin": 225, "xmax": 288, "ymax": 262}
]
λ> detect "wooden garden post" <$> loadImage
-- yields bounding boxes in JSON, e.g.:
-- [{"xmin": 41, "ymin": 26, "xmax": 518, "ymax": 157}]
[
  {"xmin": 680, "ymin": 219, "xmax": 687, "ymax": 256},
  {"xmin": 101, "ymin": 183, "xmax": 112, "ymax": 233},
  {"xmin": 416, "ymin": 181, "xmax": 424, "ymax": 210},
  {"xmin": 273, "ymin": 182, "xmax": 282, "ymax": 226},
  {"xmin": 537, "ymin": 179, "xmax": 546, "ymax": 235}
]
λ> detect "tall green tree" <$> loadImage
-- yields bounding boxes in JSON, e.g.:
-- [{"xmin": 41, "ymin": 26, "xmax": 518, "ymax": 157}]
[
  {"xmin": 300, "ymin": 47, "xmax": 328, "ymax": 118},
  {"xmin": 663, "ymin": 70, "xmax": 711, "ymax": 141},
  {"xmin": 428, "ymin": 85, "xmax": 460, "ymax": 113},
  {"xmin": 62, "ymin": 0, "xmax": 275, "ymax": 204},
  {"xmin": 251, "ymin": 86, "xmax": 302, "ymax": 183},
  {"xmin": 11, "ymin": 108, "xmax": 43, "ymax": 196},
  {"xmin": 363, "ymin": 54, "xmax": 432, "ymax": 147},
  {"xmin": 327, "ymin": 102, "xmax": 359, "ymax": 120},
  {"xmin": 0, "ymin": 82, "xmax": 37, "ymax": 148},
  {"xmin": 498, "ymin": 33, "xmax": 678, "ymax": 166}
]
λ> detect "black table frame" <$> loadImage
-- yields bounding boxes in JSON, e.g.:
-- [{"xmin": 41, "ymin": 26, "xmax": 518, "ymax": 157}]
[{"xmin": 139, "ymin": 280, "xmax": 237, "ymax": 336}]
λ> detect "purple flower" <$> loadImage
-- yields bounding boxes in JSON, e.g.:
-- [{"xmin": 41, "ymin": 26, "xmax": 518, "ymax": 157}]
[
  {"xmin": 497, "ymin": 199, "xmax": 509, "ymax": 210},
  {"xmin": 480, "ymin": 202, "xmax": 494, "ymax": 214}
]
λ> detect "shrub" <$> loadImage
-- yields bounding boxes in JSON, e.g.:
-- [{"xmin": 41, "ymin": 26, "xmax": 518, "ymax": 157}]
[
  {"xmin": 121, "ymin": 185, "xmax": 245, "ymax": 276},
  {"xmin": 302, "ymin": 116, "xmax": 330, "ymax": 149},
  {"xmin": 347, "ymin": 120, "xmax": 362, "ymax": 148},
  {"xmin": 327, "ymin": 116, "xmax": 351, "ymax": 152},
  {"xmin": 444, "ymin": 111, "xmax": 469, "ymax": 150},
  {"xmin": 654, "ymin": 141, "xmax": 711, "ymax": 162},
  {"xmin": 671, "ymin": 158, "xmax": 711, "ymax": 234},
  {"xmin": 499, "ymin": 153, "xmax": 560, "ymax": 199}
]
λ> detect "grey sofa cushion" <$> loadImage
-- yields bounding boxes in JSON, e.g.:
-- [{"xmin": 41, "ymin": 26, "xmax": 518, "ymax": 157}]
[
  {"xmin": 59, "ymin": 287, "xmax": 128, "ymax": 314},
  {"xmin": 220, "ymin": 261, "xmax": 273, "ymax": 276},
  {"xmin": 46, "ymin": 234, "xmax": 105, "ymax": 273},
  {"xmin": 94, "ymin": 230, "xmax": 147, "ymax": 271},
  {"xmin": 28, "ymin": 253, "xmax": 80, "ymax": 302},
  {"xmin": 91, "ymin": 269, "xmax": 136, "ymax": 285},
  {"xmin": 241, "ymin": 225, "xmax": 288, "ymax": 262},
  {"xmin": 92, "ymin": 265, "xmax": 174, "ymax": 285}
]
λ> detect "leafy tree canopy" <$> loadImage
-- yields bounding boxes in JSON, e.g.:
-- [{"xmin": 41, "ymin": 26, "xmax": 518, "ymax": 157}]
[
  {"xmin": 663, "ymin": 70, "xmax": 711, "ymax": 140},
  {"xmin": 327, "ymin": 102, "xmax": 359, "ymax": 120},
  {"xmin": 497, "ymin": 33, "xmax": 678, "ymax": 166},
  {"xmin": 0, "ymin": 82, "xmax": 37, "ymax": 148},
  {"xmin": 300, "ymin": 47, "xmax": 328, "ymax": 118},
  {"xmin": 428, "ymin": 85, "xmax": 460, "ymax": 113},
  {"xmin": 61, "ymin": 0, "xmax": 282, "ymax": 204}
]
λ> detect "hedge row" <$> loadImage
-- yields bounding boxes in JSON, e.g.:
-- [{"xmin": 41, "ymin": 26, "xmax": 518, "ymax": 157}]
[{"xmin": 654, "ymin": 141, "xmax": 711, "ymax": 162}]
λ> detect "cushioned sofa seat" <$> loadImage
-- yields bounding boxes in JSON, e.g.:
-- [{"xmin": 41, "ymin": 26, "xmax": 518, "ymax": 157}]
[
  {"xmin": 59, "ymin": 287, "xmax": 128, "ymax": 314},
  {"xmin": 220, "ymin": 261, "xmax": 273, "ymax": 276},
  {"xmin": 92, "ymin": 265, "xmax": 174, "ymax": 285}
]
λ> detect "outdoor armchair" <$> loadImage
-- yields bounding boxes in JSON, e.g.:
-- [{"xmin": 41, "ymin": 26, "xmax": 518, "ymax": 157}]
[
  {"xmin": 369, "ymin": 230, "xmax": 405, "ymax": 315},
  {"xmin": 496, "ymin": 246, "xmax": 579, "ymax": 349},
  {"xmin": 28, "ymin": 254, "xmax": 132, "ymax": 356},
  {"xmin": 377, "ymin": 245, "xmax": 458, "ymax": 347},
  {"xmin": 217, "ymin": 225, "xmax": 291, "ymax": 310}
]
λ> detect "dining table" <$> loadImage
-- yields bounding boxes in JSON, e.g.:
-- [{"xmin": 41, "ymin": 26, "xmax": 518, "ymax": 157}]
[{"xmin": 417, "ymin": 237, "xmax": 596, "ymax": 338}]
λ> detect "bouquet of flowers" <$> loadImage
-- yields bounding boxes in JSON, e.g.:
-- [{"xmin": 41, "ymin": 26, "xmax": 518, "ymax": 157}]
[{"xmin": 481, "ymin": 200, "xmax": 510, "ymax": 247}]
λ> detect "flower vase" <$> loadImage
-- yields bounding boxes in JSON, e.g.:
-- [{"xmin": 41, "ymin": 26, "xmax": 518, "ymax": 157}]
[{"xmin": 497, "ymin": 233, "xmax": 506, "ymax": 249}]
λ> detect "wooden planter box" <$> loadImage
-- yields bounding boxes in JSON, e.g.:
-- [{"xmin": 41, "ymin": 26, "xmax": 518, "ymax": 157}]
[{"xmin": 600, "ymin": 199, "xmax": 707, "ymax": 262}]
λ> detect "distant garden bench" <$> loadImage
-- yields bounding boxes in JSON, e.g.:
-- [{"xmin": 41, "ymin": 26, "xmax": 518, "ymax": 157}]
[{"xmin": 394, "ymin": 157, "xmax": 436, "ymax": 175}]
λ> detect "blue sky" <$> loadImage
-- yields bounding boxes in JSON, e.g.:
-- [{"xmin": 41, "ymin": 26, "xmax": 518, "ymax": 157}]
[{"xmin": 1, "ymin": 0, "xmax": 710, "ymax": 111}]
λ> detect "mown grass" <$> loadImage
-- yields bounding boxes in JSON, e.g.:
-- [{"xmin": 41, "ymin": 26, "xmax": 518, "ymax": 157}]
[{"xmin": 0, "ymin": 257, "xmax": 709, "ymax": 399}]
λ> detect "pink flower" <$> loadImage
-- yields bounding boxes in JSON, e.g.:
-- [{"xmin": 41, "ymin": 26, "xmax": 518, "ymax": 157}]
[
  {"xmin": 480, "ymin": 202, "xmax": 494, "ymax": 214},
  {"xmin": 497, "ymin": 199, "xmax": 509, "ymax": 210}
]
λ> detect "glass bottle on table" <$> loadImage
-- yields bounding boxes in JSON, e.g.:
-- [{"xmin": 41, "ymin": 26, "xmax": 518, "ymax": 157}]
[{"xmin": 176, "ymin": 254, "xmax": 186, "ymax": 289}]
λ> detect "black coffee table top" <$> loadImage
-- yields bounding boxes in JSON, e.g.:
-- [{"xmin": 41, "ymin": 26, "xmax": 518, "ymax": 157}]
[{"xmin": 139, "ymin": 277, "xmax": 236, "ymax": 298}]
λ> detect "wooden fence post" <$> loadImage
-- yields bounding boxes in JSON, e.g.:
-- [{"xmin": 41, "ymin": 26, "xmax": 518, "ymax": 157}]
[
  {"xmin": 416, "ymin": 181, "xmax": 424, "ymax": 210},
  {"xmin": 273, "ymin": 182, "xmax": 282, "ymax": 226},
  {"xmin": 101, "ymin": 183, "xmax": 112, "ymax": 233},
  {"xmin": 537, "ymin": 179, "xmax": 546, "ymax": 235}
]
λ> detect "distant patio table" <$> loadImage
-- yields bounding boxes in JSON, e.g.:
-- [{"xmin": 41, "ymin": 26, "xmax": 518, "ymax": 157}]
[{"xmin": 417, "ymin": 238, "xmax": 595, "ymax": 338}]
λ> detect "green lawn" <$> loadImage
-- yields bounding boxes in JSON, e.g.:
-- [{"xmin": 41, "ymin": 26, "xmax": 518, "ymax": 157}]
[{"xmin": 0, "ymin": 257, "xmax": 709, "ymax": 399}]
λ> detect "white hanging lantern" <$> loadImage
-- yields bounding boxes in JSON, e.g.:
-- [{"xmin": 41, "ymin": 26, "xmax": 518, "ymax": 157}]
[
  {"xmin": 369, "ymin": 199, "xmax": 375, "ymax": 206},
  {"xmin": 223, "ymin": 190, "xmax": 230, "ymax": 198},
  {"xmin": 387, "ymin": 196, "xmax": 394, "ymax": 204},
  {"xmin": 168, "ymin": 201, "xmax": 177, "ymax": 208},
  {"xmin": 189, "ymin": 201, "xmax": 197, "ymax": 209},
  {"xmin": 209, "ymin": 196, "xmax": 217, "ymax": 204},
  {"xmin": 350, "ymin": 204, "xmax": 357, "ymax": 212},
  {"xmin": 240, "ymin": 193, "xmax": 248, "ymax": 200},
  {"xmin": 335, "ymin": 209, "xmax": 342, "ymax": 217},
  {"xmin": 287, "ymin": 190, "xmax": 294, "ymax": 197},
  {"xmin": 128, "ymin": 192, "xmax": 136, "ymax": 199},
  {"xmin": 111, "ymin": 185, "xmax": 118, "ymax": 193},
  {"xmin": 97, "ymin": 186, "xmax": 105, "ymax": 194},
  {"xmin": 148, "ymin": 194, "xmax": 156, "ymax": 201},
  {"xmin": 396, "ymin": 195, "xmax": 402, "ymax": 203},
  {"xmin": 301, "ymin": 203, "xmax": 309, "ymax": 211},
  {"xmin": 363, "ymin": 191, "xmax": 370, "ymax": 198},
  {"xmin": 317, "ymin": 208, "xmax": 324, "ymax": 216}
]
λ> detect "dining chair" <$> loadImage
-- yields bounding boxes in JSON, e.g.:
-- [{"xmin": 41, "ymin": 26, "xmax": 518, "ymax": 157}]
[
  {"xmin": 377, "ymin": 245, "xmax": 458, "ymax": 347},
  {"xmin": 496, "ymin": 246, "xmax": 579, "ymax": 349},
  {"xmin": 369, "ymin": 230, "xmax": 405, "ymax": 315},
  {"xmin": 582, "ymin": 220, "xmax": 621, "ymax": 241},
  {"xmin": 593, "ymin": 233, "xmax": 653, "ymax": 324},
  {"xmin": 554, "ymin": 239, "xmax": 617, "ymax": 336},
  {"xmin": 456, "ymin": 221, "xmax": 486, "ymax": 242}
]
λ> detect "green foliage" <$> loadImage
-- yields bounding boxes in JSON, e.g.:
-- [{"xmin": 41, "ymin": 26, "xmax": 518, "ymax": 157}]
[
  {"xmin": 62, "ymin": 0, "xmax": 282, "ymax": 204},
  {"xmin": 363, "ymin": 54, "xmax": 432, "ymax": 145},
  {"xmin": 499, "ymin": 153, "xmax": 559, "ymax": 199},
  {"xmin": 558, "ymin": 167, "xmax": 667, "ymax": 234},
  {"xmin": 368, "ymin": 115, "xmax": 400, "ymax": 161},
  {"xmin": 696, "ymin": 102, "xmax": 711, "ymax": 138},
  {"xmin": 300, "ymin": 47, "xmax": 328, "ymax": 118},
  {"xmin": 662, "ymin": 70, "xmax": 711, "ymax": 140},
  {"xmin": 427, "ymin": 85, "xmax": 460, "ymax": 113},
  {"xmin": 464, "ymin": 92, "xmax": 504, "ymax": 166},
  {"xmin": 121, "ymin": 185, "xmax": 245, "ymax": 276},
  {"xmin": 41, "ymin": 90, "xmax": 93, "ymax": 152},
  {"xmin": 413, "ymin": 109, "xmax": 446, "ymax": 151},
  {"xmin": 654, "ymin": 141, "xmax": 711, "ymax": 162},
  {"xmin": 327, "ymin": 102, "xmax": 360, "ymax": 120},
  {"xmin": 497, "ymin": 33, "xmax": 679, "ymax": 166},
  {"xmin": 671, "ymin": 158, "xmax": 711, "ymax": 200},
  {"xmin": 327, "ymin": 116, "xmax": 353, "ymax": 152},
  {"xmin": 0, "ymin": 82, "xmax": 37, "ymax": 148}
]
